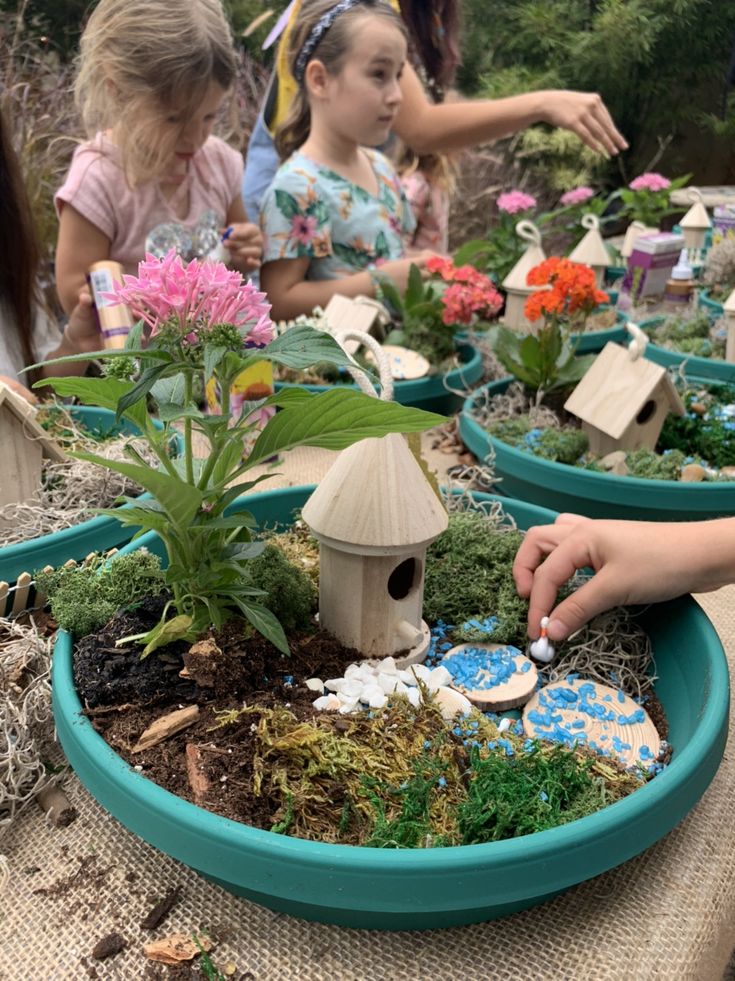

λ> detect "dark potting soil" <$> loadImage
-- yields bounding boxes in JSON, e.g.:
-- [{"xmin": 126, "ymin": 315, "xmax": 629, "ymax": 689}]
[{"xmin": 76, "ymin": 603, "xmax": 363, "ymax": 829}]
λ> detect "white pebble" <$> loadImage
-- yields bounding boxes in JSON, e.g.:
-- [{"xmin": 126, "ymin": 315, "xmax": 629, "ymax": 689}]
[
  {"xmin": 305, "ymin": 678, "xmax": 324, "ymax": 692},
  {"xmin": 360, "ymin": 684, "xmax": 383, "ymax": 703},
  {"xmin": 406, "ymin": 687, "xmax": 421, "ymax": 708},
  {"xmin": 314, "ymin": 693, "xmax": 341, "ymax": 711},
  {"xmin": 344, "ymin": 664, "xmax": 362, "ymax": 679},
  {"xmin": 338, "ymin": 700, "xmax": 358, "ymax": 714},
  {"xmin": 368, "ymin": 691, "xmax": 387, "ymax": 709},
  {"xmin": 427, "ymin": 666, "xmax": 452, "ymax": 690},
  {"xmin": 394, "ymin": 680, "xmax": 409, "ymax": 694},
  {"xmin": 324, "ymin": 678, "xmax": 345, "ymax": 692},
  {"xmin": 410, "ymin": 664, "xmax": 432, "ymax": 683},
  {"xmin": 378, "ymin": 672, "xmax": 400, "ymax": 694},
  {"xmin": 341, "ymin": 680, "xmax": 363, "ymax": 699},
  {"xmin": 380, "ymin": 656, "xmax": 398, "ymax": 675},
  {"xmin": 498, "ymin": 718, "xmax": 512, "ymax": 733},
  {"xmin": 398, "ymin": 669, "xmax": 418, "ymax": 686}
]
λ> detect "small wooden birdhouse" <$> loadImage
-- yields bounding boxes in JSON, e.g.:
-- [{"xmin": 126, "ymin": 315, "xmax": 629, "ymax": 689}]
[
  {"xmin": 724, "ymin": 288, "xmax": 735, "ymax": 362},
  {"xmin": 680, "ymin": 190, "xmax": 711, "ymax": 251},
  {"xmin": 323, "ymin": 293, "xmax": 389, "ymax": 354},
  {"xmin": 501, "ymin": 220, "xmax": 546, "ymax": 332},
  {"xmin": 302, "ymin": 433, "xmax": 448, "ymax": 662},
  {"xmin": 564, "ymin": 342, "xmax": 685, "ymax": 456},
  {"xmin": 0, "ymin": 382, "xmax": 66, "ymax": 520},
  {"xmin": 568, "ymin": 214, "xmax": 610, "ymax": 288},
  {"xmin": 620, "ymin": 221, "xmax": 658, "ymax": 260}
]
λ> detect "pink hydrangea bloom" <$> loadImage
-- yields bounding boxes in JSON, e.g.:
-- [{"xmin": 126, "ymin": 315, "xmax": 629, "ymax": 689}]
[
  {"xmin": 106, "ymin": 249, "xmax": 274, "ymax": 347},
  {"xmin": 629, "ymin": 173, "xmax": 671, "ymax": 192},
  {"xmin": 497, "ymin": 190, "xmax": 537, "ymax": 214},
  {"xmin": 560, "ymin": 186, "xmax": 595, "ymax": 206}
]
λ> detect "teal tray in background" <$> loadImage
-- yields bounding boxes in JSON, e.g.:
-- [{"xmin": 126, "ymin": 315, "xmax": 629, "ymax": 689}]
[
  {"xmin": 52, "ymin": 485, "xmax": 728, "ymax": 929},
  {"xmin": 640, "ymin": 315, "xmax": 735, "ymax": 384}
]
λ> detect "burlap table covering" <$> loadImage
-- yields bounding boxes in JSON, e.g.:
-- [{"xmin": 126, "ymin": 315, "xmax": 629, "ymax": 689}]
[{"xmin": 1, "ymin": 443, "xmax": 733, "ymax": 980}]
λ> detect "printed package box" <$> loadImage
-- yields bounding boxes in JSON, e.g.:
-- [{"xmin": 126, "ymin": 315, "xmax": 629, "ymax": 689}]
[{"xmin": 622, "ymin": 232, "xmax": 685, "ymax": 301}]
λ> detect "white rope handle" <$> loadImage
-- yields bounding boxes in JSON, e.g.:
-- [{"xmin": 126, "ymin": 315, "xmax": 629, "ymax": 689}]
[
  {"xmin": 687, "ymin": 186, "xmax": 704, "ymax": 204},
  {"xmin": 340, "ymin": 329, "xmax": 394, "ymax": 401},
  {"xmin": 625, "ymin": 321, "xmax": 648, "ymax": 361},
  {"xmin": 581, "ymin": 213, "xmax": 600, "ymax": 231},
  {"xmin": 515, "ymin": 219, "xmax": 543, "ymax": 247}
]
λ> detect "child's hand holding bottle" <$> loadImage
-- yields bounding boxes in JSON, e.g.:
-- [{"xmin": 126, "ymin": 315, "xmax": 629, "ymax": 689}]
[{"xmin": 222, "ymin": 222, "xmax": 263, "ymax": 272}]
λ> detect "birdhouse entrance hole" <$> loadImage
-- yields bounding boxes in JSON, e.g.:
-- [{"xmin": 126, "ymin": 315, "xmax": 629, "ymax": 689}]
[
  {"xmin": 636, "ymin": 400, "xmax": 657, "ymax": 425},
  {"xmin": 388, "ymin": 558, "xmax": 420, "ymax": 600}
]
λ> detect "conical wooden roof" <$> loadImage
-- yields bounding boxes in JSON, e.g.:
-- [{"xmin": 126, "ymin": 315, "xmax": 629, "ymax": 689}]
[
  {"xmin": 302, "ymin": 433, "xmax": 448, "ymax": 553},
  {"xmin": 569, "ymin": 225, "xmax": 610, "ymax": 267},
  {"xmin": 680, "ymin": 200, "xmax": 710, "ymax": 231}
]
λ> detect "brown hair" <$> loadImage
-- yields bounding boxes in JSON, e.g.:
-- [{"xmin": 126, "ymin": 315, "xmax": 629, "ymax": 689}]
[
  {"xmin": 0, "ymin": 106, "xmax": 40, "ymax": 376},
  {"xmin": 399, "ymin": 0, "xmax": 461, "ymax": 99},
  {"xmin": 75, "ymin": 0, "xmax": 238, "ymax": 186},
  {"xmin": 276, "ymin": 0, "xmax": 406, "ymax": 161}
]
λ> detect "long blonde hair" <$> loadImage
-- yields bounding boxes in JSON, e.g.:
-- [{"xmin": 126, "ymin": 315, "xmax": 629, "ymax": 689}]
[
  {"xmin": 75, "ymin": 0, "xmax": 237, "ymax": 186},
  {"xmin": 275, "ymin": 0, "xmax": 406, "ymax": 162}
]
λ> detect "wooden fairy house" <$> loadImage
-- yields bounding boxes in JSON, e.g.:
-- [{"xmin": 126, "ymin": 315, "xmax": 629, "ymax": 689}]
[
  {"xmin": 323, "ymin": 293, "xmax": 389, "ymax": 355},
  {"xmin": 724, "ymin": 288, "xmax": 735, "ymax": 362},
  {"xmin": 620, "ymin": 220, "xmax": 657, "ymax": 261},
  {"xmin": 564, "ymin": 342, "xmax": 685, "ymax": 456},
  {"xmin": 302, "ymin": 433, "xmax": 448, "ymax": 663},
  {"xmin": 501, "ymin": 220, "xmax": 546, "ymax": 332},
  {"xmin": 679, "ymin": 191, "xmax": 711, "ymax": 251},
  {"xmin": 568, "ymin": 214, "xmax": 610, "ymax": 288},
  {"xmin": 0, "ymin": 382, "xmax": 66, "ymax": 518}
]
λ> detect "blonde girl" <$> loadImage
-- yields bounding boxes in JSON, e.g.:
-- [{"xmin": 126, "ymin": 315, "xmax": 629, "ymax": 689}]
[
  {"xmin": 54, "ymin": 0, "xmax": 262, "ymax": 315},
  {"xmin": 259, "ymin": 0, "xmax": 439, "ymax": 322}
]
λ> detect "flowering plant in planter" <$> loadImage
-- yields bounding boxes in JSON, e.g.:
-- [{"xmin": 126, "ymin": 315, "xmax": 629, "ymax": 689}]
[
  {"xmin": 494, "ymin": 258, "xmax": 607, "ymax": 393},
  {"xmin": 33, "ymin": 250, "xmax": 443, "ymax": 656},
  {"xmin": 618, "ymin": 172, "xmax": 691, "ymax": 228},
  {"xmin": 376, "ymin": 257, "xmax": 503, "ymax": 362},
  {"xmin": 454, "ymin": 189, "xmax": 539, "ymax": 282}
]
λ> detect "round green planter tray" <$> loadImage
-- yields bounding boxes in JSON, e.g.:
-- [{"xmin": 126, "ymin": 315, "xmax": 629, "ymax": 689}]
[
  {"xmin": 639, "ymin": 315, "xmax": 735, "ymax": 383},
  {"xmin": 571, "ymin": 300, "xmax": 626, "ymax": 354},
  {"xmin": 52, "ymin": 485, "xmax": 728, "ymax": 929},
  {"xmin": 275, "ymin": 342, "xmax": 482, "ymax": 414},
  {"xmin": 698, "ymin": 289, "xmax": 724, "ymax": 317},
  {"xmin": 0, "ymin": 406, "xmax": 175, "ymax": 587},
  {"xmin": 604, "ymin": 264, "xmax": 626, "ymax": 285},
  {"xmin": 460, "ymin": 378, "xmax": 735, "ymax": 521}
]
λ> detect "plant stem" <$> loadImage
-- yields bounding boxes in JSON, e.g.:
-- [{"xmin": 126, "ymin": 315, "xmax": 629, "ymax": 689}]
[{"xmin": 184, "ymin": 374, "xmax": 194, "ymax": 485}]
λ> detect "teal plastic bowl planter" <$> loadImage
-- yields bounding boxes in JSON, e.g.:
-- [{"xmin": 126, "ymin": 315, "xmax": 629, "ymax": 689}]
[
  {"xmin": 571, "ymin": 300, "xmax": 626, "ymax": 354},
  {"xmin": 52, "ymin": 485, "xmax": 728, "ymax": 929},
  {"xmin": 274, "ymin": 342, "xmax": 482, "ymax": 414},
  {"xmin": 604, "ymin": 263, "xmax": 626, "ymax": 285},
  {"xmin": 698, "ymin": 289, "xmax": 724, "ymax": 317},
  {"xmin": 0, "ymin": 406, "xmax": 175, "ymax": 586},
  {"xmin": 460, "ymin": 378, "xmax": 735, "ymax": 521},
  {"xmin": 640, "ymin": 316, "xmax": 735, "ymax": 384}
]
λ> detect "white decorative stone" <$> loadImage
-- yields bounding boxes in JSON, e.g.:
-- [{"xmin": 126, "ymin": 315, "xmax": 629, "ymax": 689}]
[
  {"xmin": 406, "ymin": 687, "xmax": 421, "ymax": 708},
  {"xmin": 305, "ymin": 678, "xmax": 324, "ymax": 692},
  {"xmin": 324, "ymin": 678, "xmax": 345, "ymax": 692},
  {"xmin": 314, "ymin": 694, "xmax": 341, "ymax": 711},
  {"xmin": 427, "ymin": 666, "xmax": 453, "ymax": 690}
]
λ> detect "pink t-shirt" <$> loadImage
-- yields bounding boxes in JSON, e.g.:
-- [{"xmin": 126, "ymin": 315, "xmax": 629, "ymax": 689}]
[
  {"xmin": 55, "ymin": 133, "xmax": 244, "ymax": 274},
  {"xmin": 400, "ymin": 169, "xmax": 450, "ymax": 253}
]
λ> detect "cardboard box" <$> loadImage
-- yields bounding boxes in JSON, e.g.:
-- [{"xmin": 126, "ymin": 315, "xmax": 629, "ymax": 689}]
[{"xmin": 622, "ymin": 232, "xmax": 685, "ymax": 300}]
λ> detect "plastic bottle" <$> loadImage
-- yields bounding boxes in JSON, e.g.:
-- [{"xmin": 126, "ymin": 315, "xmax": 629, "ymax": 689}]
[{"xmin": 663, "ymin": 249, "xmax": 695, "ymax": 310}]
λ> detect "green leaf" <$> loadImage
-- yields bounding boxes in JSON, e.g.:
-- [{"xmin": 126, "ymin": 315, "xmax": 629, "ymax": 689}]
[
  {"xmin": 156, "ymin": 403, "xmax": 204, "ymax": 424},
  {"xmin": 405, "ymin": 263, "xmax": 425, "ymax": 309},
  {"xmin": 72, "ymin": 450, "xmax": 204, "ymax": 527},
  {"xmin": 260, "ymin": 325, "xmax": 375, "ymax": 377},
  {"xmin": 36, "ymin": 376, "xmax": 150, "ymax": 433},
  {"xmin": 150, "ymin": 372, "xmax": 188, "ymax": 407},
  {"xmin": 232, "ymin": 598, "xmax": 289, "ymax": 655},
  {"xmin": 140, "ymin": 615, "xmax": 195, "ymax": 658},
  {"xmin": 116, "ymin": 362, "xmax": 170, "ymax": 419},
  {"xmin": 274, "ymin": 189, "xmax": 301, "ymax": 220},
  {"xmin": 245, "ymin": 388, "xmax": 444, "ymax": 466},
  {"xmin": 454, "ymin": 239, "xmax": 492, "ymax": 266},
  {"xmin": 204, "ymin": 345, "xmax": 228, "ymax": 382},
  {"xmin": 125, "ymin": 319, "xmax": 145, "ymax": 351},
  {"xmin": 223, "ymin": 541, "xmax": 267, "ymax": 561},
  {"xmin": 199, "ymin": 512, "xmax": 257, "ymax": 531},
  {"xmin": 518, "ymin": 335, "xmax": 543, "ymax": 370}
]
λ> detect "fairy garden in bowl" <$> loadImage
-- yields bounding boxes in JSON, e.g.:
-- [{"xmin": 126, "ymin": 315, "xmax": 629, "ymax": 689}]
[{"xmin": 41, "ymin": 250, "xmax": 729, "ymax": 927}]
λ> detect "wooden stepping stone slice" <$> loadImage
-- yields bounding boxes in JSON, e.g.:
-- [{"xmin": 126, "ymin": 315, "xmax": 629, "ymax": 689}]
[{"xmin": 442, "ymin": 642, "xmax": 538, "ymax": 711}]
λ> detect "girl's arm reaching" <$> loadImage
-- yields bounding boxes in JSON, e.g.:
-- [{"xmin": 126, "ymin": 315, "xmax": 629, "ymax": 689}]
[
  {"xmin": 55, "ymin": 204, "xmax": 112, "ymax": 315},
  {"xmin": 260, "ymin": 251, "xmax": 437, "ymax": 322},
  {"xmin": 512, "ymin": 514, "xmax": 735, "ymax": 642},
  {"xmin": 394, "ymin": 62, "xmax": 627, "ymax": 158}
]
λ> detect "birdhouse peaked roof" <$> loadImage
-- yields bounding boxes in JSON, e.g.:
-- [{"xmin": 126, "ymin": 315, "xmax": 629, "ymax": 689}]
[
  {"xmin": 302, "ymin": 433, "xmax": 448, "ymax": 552},
  {"xmin": 502, "ymin": 243, "xmax": 547, "ymax": 291},
  {"xmin": 680, "ymin": 200, "xmax": 711, "ymax": 230},
  {"xmin": 723, "ymin": 288, "xmax": 735, "ymax": 314},
  {"xmin": 0, "ymin": 383, "xmax": 66, "ymax": 462},
  {"xmin": 569, "ymin": 226, "xmax": 611, "ymax": 267},
  {"xmin": 564, "ymin": 342, "xmax": 685, "ymax": 439}
]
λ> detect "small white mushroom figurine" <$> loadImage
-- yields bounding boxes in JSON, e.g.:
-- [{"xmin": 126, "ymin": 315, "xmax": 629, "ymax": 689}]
[{"xmin": 529, "ymin": 616, "xmax": 555, "ymax": 664}]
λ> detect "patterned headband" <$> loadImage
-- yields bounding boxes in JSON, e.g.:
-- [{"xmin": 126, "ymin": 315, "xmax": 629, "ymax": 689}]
[{"xmin": 294, "ymin": 0, "xmax": 366, "ymax": 84}]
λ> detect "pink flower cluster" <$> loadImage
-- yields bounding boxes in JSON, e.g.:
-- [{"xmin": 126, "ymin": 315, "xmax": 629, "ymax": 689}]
[
  {"xmin": 426, "ymin": 256, "xmax": 504, "ymax": 326},
  {"xmin": 497, "ymin": 190, "xmax": 537, "ymax": 214},
  {"xmin": 628, "ymin": 173, "xmax": 671, "ymax": 193},
  {"xmin": 560, "ymin": 186, "xmax": 595, "ymax": 206},
  {"xmin": 106, "ymin": 249, "xmax": 274, "ymax": 347}
]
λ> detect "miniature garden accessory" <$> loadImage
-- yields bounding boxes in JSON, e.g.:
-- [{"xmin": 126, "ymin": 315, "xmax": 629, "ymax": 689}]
[{"xmin": 529, "ymin": 616, "xmax": 555, "ymax": 663}]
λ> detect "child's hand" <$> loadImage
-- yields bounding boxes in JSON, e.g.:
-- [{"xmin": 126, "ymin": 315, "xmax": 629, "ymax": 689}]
[
  {"xmin": 541, "ymin": 90, "xmax": 628, "ymax": 156},
  {"xmin": 0, "ymin": 375, "xmax": 37, "ymax": 404},
  {"xmin": 513, "ymin": 514, "xmax": 735, "ymax": 642},
  {"xmin": 377, "ymin": 250, "xmax": 442, "ymax": 292},
  {"xmin": 63, "ymin": 287, "xmax": 102, "ymax": 354},
  {"xmin": 222, "ymin": 222, "xmax": 263, "ymax": 273}
]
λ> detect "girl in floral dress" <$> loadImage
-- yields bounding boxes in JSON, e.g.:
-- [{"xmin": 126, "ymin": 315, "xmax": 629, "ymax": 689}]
[{"xmin": 259, "ymin": 0, "xmax": 439, "ymax": 322}]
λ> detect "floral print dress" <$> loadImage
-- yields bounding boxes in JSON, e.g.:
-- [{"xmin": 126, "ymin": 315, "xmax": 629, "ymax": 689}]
[{"xmin": 260, "ymin": 149, "xmax": 416, "ymax": 279}]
